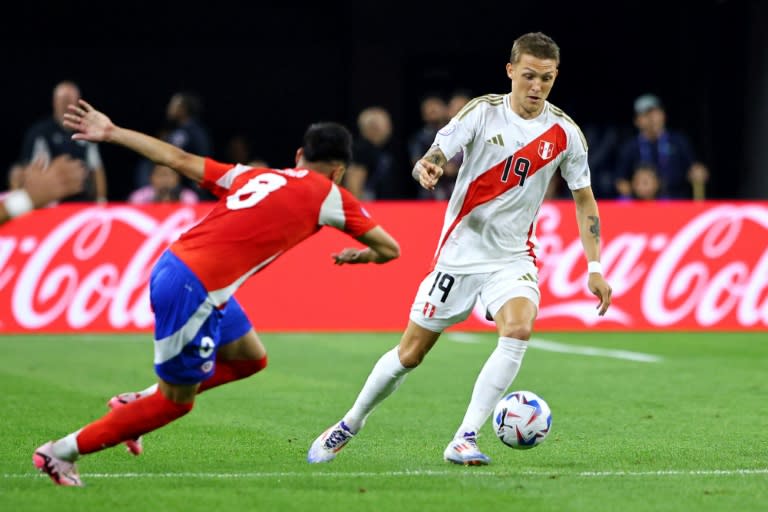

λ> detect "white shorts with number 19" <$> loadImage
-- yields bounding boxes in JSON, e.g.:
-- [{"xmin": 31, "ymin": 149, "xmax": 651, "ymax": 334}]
[{"xmin": 409, "ymin": 259, "xmax": 540, "ymax": 333}]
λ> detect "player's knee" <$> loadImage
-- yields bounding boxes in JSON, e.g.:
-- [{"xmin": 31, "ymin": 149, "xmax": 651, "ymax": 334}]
[
  {"xmin": 397, "ymin": 346, "xmax": 426, "ymax": 368},
  {"xmin": 232, "ymin": 355, "xmax": 268, "ymax": 379},
  {"xmin": 497, "ymin": 321, "xmax": 532, "ymax": 341}
]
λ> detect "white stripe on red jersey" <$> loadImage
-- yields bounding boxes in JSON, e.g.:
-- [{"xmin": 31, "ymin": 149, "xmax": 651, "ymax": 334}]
[{"xmin": 170, "ymin": 158, "xmax": 376, "ymax": 305}]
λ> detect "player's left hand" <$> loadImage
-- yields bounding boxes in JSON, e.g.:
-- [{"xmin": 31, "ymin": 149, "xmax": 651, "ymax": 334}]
[
  {"xmin": 332, "ymin": 248, "xmax": 368, "ymax": 265},
  {"xmin": 63, "ymin": 100, "xmax": 114, "ymax": 143},
  {"xmin": 588, "ymin": 273, "xmax": 612, "ymax": 316}
]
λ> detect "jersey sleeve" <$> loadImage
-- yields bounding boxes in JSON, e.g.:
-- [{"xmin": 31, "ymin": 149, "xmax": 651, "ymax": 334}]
[
  {"xmin": 319, "ymin": 184, "xmax": 377, "ymax": 237},
  {"xmin": 560, "ymin": 123, "xmax": 592, "ymax": 190},
  {"xmin": 431, "ymin": 108, "xmax": 477, "ymax": 161},
  {"xmin": 200, "ymin": 158, "xmax": 251, "ymax": 198}
]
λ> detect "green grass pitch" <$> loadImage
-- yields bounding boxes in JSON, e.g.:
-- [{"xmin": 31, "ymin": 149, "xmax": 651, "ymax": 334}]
[{"xmin": 1, "ymin": 331, "xmax": 766, "ymax": 512}]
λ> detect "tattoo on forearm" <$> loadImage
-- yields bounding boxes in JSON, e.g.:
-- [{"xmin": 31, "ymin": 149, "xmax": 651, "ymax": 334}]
[
  {"xmin": 588, "ymin": 216, "xmax": 600, "ymax": 241},
  {"xmin": 425, "ymin": 148, "xmax": 447, "ymax": 167}
]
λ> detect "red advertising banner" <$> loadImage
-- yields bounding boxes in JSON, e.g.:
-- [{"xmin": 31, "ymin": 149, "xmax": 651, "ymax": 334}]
[{"xmin": 1, "ymin": 201, "xmax": 766, "ymax": 333}]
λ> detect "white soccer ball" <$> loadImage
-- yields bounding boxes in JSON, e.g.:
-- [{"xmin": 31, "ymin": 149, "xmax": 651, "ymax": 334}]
[{"xmin": 493, "ymin": 390, "xmax": 552, "ymax": 449}]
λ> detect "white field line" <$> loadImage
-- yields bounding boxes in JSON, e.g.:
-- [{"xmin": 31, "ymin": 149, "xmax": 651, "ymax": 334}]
[
  {"xmin": 5, "ymin": 468, "xmax": 767, "ymax": 479},
  {"xmin": 444, "ymin": 333, "xmax": 663, "ymax": 363}
]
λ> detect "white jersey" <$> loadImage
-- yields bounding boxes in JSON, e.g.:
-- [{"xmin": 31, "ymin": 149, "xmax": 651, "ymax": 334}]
[{"xmin": 429, "ymin": 94, "xmax": 591, "ymax": 274}]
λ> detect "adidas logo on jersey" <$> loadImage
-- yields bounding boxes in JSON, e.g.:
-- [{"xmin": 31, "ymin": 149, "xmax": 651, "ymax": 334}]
[{"xmin": 485, "ymin": 134, "xmax": 505, "ymax": 146}]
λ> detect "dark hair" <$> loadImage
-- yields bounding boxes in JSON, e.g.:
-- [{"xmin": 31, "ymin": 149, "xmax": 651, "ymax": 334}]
[
  {"xmin": 420, "ymin": 91, "xmax": 445, "ymax": 105},
  {"xmin": 302, "ymin": 122, "xmax": 353, "ymax": 166},
  {"xmin": 176, "ymin": 91, "xmax": 203, "ymax": 117},
  {"xmin": 510, "ymin": 32, "xmax": 560, "ymax": 65}
]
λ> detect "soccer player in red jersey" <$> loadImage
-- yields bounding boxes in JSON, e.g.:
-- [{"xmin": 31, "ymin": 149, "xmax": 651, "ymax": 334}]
[{"xmin": 32, "ymin": 100, "xmax": 400, "ymax": 487}]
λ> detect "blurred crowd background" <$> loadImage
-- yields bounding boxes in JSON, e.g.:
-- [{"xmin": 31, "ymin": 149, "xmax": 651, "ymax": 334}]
[{"xmin": 1, "ymin": 1, "xmax": 765, "ymax": 204}]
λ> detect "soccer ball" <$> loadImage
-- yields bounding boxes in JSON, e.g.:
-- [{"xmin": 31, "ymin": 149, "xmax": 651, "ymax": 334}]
[{"xmin": 493, "ymin": 390, "xmax": 552, "ymax": 449}]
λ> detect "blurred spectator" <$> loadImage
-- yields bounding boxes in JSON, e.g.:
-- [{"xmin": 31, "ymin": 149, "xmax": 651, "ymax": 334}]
[
  {"xmin": 629, "ymin": 163, "xmax": 662, "ymax": 201},
  {"xmin": 0, "ymin": 162, "xmax": 29, "ymax": 204},
  {"xmin": 408, "ymin": 93, "xmax": 448, "ymax": 167},
  {"xmin": 165, "ymin": 92, "xmax": 213, "ymax": 161},
  {"xmin": 129, "ymin": 164, "xmax": 199, "ymax": 205},
  {"xmin": 408, "ymin": 93, "xmax": 448, "ymax": 199},
  {"xmin": 0, "ymin": 156, "xmax": 86, "ymax": 225},
  {"xmin": 247, "ymin": 158, "xmax": 269, "ymax": 168},
  {"xmin": 4, "ymin": 161, "xmax": 26, "ymax": 194},
  {"xmin": 223, "ymin": 134, "xmax": 270, "ymax": 168},
  {"xmin": 134, "ymin": 91, "xmax": 214, "ymax": 200},
  {"xmin": 345, "ymin": 107, "xmax": 401, "ymax": 200},
  {"xmin": 20, "ymin": 81, "xmax": 107, "ymax": 203},
  {"xmin": 225, "ymin": 134, "xmax": 253, "ymax": 165},
  {"xmin": 615, "ymin": 94, "xmax": 709, "ymax": 199},
  {"xmin": 582, "ymin": 123, "xmax": 622, "ymax": 199},
  {"xmin": 436, "ymin": 90, "xmax": 473, "ymax": 200},
  {"xmin": 447, "ymin": 89, "xmax": 472, "ymax": 119}
]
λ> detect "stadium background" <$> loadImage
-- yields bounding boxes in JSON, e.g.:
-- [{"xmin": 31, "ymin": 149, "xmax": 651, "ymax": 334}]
[
  {"xmin": 1, "ymin": 5, "xmax": 766, "ymax": 509},
  {"xmin": 0, "ymin": 1, "xmax": 766, "ymax": 201}
]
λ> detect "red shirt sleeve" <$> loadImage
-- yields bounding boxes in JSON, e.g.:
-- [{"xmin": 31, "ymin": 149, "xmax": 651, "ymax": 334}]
[
  {"xmin": 337, "ymin": 186, "xmax": 377, "ymax": 237},
  {"xmin": 200, "ymin": 158, "xmax": 240, "ymax": 199}
]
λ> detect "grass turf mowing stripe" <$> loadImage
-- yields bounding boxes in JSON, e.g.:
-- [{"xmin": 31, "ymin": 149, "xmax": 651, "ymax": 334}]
[{"xmin": 9, "ymin": 468, "xmax": 768, "ymax": 479}]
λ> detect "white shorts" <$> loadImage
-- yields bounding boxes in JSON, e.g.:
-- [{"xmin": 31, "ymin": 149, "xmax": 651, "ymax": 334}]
[{"xmin": 408, "ymin": 260, "xmax": 540, "ymax": 332}]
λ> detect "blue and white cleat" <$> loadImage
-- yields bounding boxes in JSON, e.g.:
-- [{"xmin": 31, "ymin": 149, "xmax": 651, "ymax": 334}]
[
  {"xmin": 443, "ymin": 432, "xmax": 491, "ymax": 466},
  {"xmin": 307, "ymin": 421, "xmax": 355, "ymax": 463}
]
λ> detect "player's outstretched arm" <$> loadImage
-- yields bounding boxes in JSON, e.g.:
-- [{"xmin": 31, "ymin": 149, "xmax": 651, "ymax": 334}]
[
  {"xmin": 412, "ymin": 146, "xmax": 446, "ymax": 191},
  {"xmin": 63, "ymin": 100, "xmax": 205, "ymax": 184},
  {"xmin": 332, "ymin": 226, "xmax": 400, "ymax": 265},
  {"xmin": 0, "ymin": 156, "xmax": 86, "ymax": 225},
  {"xmin": 572, "ymin": 186, "xmax": 612, "ymax": 316}
]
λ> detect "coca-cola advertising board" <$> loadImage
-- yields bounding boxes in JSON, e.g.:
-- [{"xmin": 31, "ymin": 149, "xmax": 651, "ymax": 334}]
[{"xmin": 1, "ymin": 201, "xmax": 766, "ymax": 333}]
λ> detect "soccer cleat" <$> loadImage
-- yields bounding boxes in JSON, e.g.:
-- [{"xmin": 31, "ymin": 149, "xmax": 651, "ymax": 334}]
[
  {"xmin": 107, "ymin": 392, "xmax": 144, "ymax": 455},
  {"xmin": 443, "ymin": 432, "xmax": 491, "ymax": 466},
  {"xmin": 307, "ymin": 421, "xmax": 355, "ymax": 463},
  {"xmin": 33, "ymin": 441, "xmax": 84, "ymax": 487}
]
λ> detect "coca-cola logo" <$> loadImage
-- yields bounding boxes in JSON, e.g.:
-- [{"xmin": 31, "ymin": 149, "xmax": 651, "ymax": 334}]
[
  {"xmin": 1, "ymin": 206, "xmax": 203, "ymax": 329},
  {"xmin": 472, "ymin": 203, "xmax": 768, "ymax": 327},
  {"xmin": 1, "ymin": 202, "xmax": 766, "ymax": 332}
]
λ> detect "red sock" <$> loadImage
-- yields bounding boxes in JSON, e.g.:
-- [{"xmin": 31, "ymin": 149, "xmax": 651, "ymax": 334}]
[
  {"xmin": 198, "ymin": 355, "xmax": 268, "ymax": 393},
  {"xmin": 77, "ymin": 390, "xmax": 193, "ymax": 455}
]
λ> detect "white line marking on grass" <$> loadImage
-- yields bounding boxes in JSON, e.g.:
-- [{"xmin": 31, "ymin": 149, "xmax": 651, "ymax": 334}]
[
  {"xmin": 445, "ymin": 333, "xmax": 662, "ymax": 363},
  {"xmin": 8, "ymin": 468, "xmax": 767, "ymax": 479},
  {"xmin": 578, "ymin": 469, "xmax": 768, "ymax": 477},
  {"xmin": 530, "ymin": 338, "xmax": 663, "ymax": 363},
  {"xmin": 444, "ymin": 332, "xmax": 482, "ymax": 343}
]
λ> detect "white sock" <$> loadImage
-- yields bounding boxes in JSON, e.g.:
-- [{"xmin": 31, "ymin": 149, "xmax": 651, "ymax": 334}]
[
  {"xmin": 137, "ymin": 383, "xmax": 158, "ymax": 398},
  {"xmin": 52, "ymin": 430, "xmax": 81, "ymax": 461},
  {"xmin": 342, "ymin": 346, "xmax": 410, "ymax": 433},
  {"xmin": 454, "ymin": 336, "xmax": 527, "ymax": 438}
]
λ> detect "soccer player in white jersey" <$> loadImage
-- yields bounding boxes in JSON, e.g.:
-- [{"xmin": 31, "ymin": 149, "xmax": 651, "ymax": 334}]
[{"xmin": 308, "ymin": 32, "xmax": 612, "ymax": 466}]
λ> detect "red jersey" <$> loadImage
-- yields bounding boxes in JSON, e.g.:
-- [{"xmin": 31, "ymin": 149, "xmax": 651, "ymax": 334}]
[{"xmin": 169, "ymin": 158, "xmax": 377, "ymax": 306}]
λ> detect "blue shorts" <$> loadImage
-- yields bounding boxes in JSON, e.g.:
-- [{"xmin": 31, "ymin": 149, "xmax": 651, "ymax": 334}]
[{"xmin": 150, "ymin": 250, "xmax": 252, "ymax": 385}]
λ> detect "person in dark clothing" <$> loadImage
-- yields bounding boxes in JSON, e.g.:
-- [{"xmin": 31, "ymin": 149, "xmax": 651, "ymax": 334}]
[
  {"xmin": 20, "ymin": 81, "xmax": 107, "ymax": 203},
  {"xmin": 615, "ymin": 94, "xmax": 708, "ymax": 199}
]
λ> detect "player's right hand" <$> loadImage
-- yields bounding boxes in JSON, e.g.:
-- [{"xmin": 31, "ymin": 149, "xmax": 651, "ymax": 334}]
[{"xmin": 416, "ymin": 159, "xmax": 444, "ymax": 191}]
